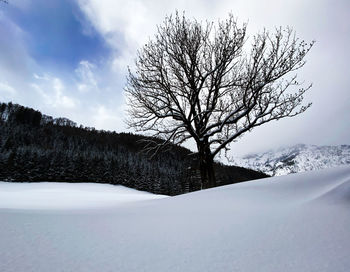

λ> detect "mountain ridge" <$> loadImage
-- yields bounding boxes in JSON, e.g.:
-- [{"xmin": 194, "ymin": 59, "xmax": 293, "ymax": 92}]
[{"xmin": 234, "ymin": 143, "xmax": 350, "ymax": 176}]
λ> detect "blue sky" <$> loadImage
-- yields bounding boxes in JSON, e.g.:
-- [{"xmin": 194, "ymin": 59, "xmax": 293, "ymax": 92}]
[
  {"xmin": 0, "ymin": 0, "xmax": 349, "ymax": 156},
  {"xmin": 0, "ymin": 0, "xmax": 126, "ymax": 135},
  {"xmin": 6, "ymin": 0, "xmax": 109, "ymax": 70}
]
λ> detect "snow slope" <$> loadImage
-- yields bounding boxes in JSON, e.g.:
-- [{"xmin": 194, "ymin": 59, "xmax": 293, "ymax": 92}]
[
  {"xmin": 234, "ymin": 144, "xmax": 350, "ymax": 176},
  {"xmin": 0, "ymin": 182, "xmax": 167, "ymax": 210},
  {"xmin": 1, "ymin": 166, "xmax": 350, "ymax": 272}
]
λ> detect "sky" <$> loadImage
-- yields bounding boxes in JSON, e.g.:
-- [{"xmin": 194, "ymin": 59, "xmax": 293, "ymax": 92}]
[{"xmin": 0, "ymin": 0, "xmax": 349, "ymax": 157}]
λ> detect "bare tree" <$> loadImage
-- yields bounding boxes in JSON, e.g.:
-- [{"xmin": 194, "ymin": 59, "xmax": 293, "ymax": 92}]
[{"xmin": 126, "ymin": 12, "xmax": 314, "ymax": 189}]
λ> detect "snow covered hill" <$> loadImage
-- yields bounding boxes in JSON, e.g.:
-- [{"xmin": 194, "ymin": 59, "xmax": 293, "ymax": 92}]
[
  {"xmin": 1, "ymin": 166, "xmax": 350, "ymax": 272},
  {"xmin": 0, "ymin": 182, "xmax": 167, "ymax": 210},
  {"xmin": 234, "ymin": 144, "xmax": 350, "ymax": 176}
]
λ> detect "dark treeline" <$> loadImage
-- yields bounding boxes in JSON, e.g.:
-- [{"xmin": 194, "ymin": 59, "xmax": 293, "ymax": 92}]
[{"xmin": 0, "ymin": 102, "xmax": 267, "ymax": 195}]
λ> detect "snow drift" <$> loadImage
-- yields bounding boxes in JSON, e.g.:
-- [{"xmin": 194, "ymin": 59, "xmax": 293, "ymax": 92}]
[
  {"xmin": 0, "ymin": 182, "xmax": 167, "ymax": 210},
  {"xmin": 1, "ymin": 166, "xmax": 350, "ymax": 272}
]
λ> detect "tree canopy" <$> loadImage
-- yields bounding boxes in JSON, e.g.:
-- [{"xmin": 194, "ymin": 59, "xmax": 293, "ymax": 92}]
[{"xmin": 126, "ymin": 12, "xmax": 314, "ymax": 188}]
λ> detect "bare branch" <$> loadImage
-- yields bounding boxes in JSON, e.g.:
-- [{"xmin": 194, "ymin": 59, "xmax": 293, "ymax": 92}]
[{"xmin": 125, "ymin": 12, "xmax": 314, "ymax": 188}]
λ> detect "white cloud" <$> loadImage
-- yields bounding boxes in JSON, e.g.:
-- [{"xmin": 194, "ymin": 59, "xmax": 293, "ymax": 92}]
[
  {"xmin": 92, "ymin": 104, "xmax": 125, "ymax": 132},
  {"xmin": 32, "ymin": 75, "xmax": 77, "ymax": 109},
  {"xmin": 0, "ymin": 81, "xmax": 16, "ymax": 95},
  {"xmin": 33, "ymin": 73, "xmax": 51, "ymax": 81},
  {"xmin": 77, "ymin": 0, "xmax": 226, "ymax": 72},
  {"xmin": 76, "ymin": 0, "xmax": 308, "ymax": 70},
  {"xmin": 75, "ymin": 60, "xmax": 98, "ymax": 93}
]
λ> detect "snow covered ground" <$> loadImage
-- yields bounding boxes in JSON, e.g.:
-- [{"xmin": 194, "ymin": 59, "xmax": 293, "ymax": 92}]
[
  {"xmin": 0, "ymin": 182, "xmax": 167, "ymax": 210},
  {"xmin": 1, "ymin": 166, "xmax": 350, "ymax": 272}
]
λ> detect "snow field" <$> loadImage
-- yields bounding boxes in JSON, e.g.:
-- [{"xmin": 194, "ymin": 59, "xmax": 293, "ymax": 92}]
[
  {"xmin": 0, "ymin": 182, "xmax": 167, "ymax": 210},
  {"xmin": 0, "ymin": 166, "xmax": 349, "ymax": 272}
]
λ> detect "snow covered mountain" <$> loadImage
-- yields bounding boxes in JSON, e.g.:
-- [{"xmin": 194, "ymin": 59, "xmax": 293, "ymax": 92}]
[{"xmin": 234, "ymin": 144, "xmax": 350, "ymax": 176}]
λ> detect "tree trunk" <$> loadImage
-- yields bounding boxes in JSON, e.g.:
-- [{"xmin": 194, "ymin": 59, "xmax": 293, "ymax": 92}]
[
  {"xmin": 206, "ymin": 153, "xmax": 216, "ymax": 188},
  {"xmin": 198, "ymin": 144, "xmax": 216, "ymax": 189}
]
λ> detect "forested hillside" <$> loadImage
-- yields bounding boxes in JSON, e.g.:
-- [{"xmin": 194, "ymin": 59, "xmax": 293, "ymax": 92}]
[{"xmin": 0, "ymin": 102, "xmax": 267, "ymax": 195}]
